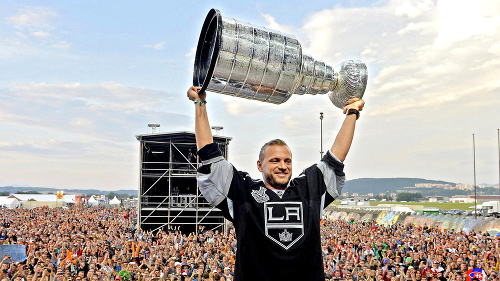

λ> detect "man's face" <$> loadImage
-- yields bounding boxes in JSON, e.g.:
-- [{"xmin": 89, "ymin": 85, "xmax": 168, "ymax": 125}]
[{"xmin": 257, "ymin": 145, "xmax": 292, "ymax": 189}]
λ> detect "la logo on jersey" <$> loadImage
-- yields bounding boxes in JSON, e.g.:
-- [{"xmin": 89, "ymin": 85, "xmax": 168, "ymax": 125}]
[{"xmin": 264, "ymin": 202, "xmax": 304, "ymax": 250}]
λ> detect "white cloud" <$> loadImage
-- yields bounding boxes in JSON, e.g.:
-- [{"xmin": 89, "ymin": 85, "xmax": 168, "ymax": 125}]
[
  {"xmin": 0, "ymin": 142, "xmax": 12, "ymax": 148},
  {"xmin": 297, "ymin": 0, "xmax": 500, "ymax": 116},
  {"xmin": 224, "ymin": 98, "xmax": 244, "ymax": 116},
  {"xmin": 433, "ymin": 0, "xmax": 500, "ymax": 48},
  {"xmin": 142, "ymin": 41, "xmax": 166, "ymax": 50},
  {"xmin": 2, "ymin": 1, "xmax": 500, "ymax": 189},
  {"xmin": 361, "ymin": 48, "xmax": 373, "ymax": 55},
  {"xmin": 0, "ymin": 82, "xmax": 189, "ymax": 141},
  {"xmin": 301, "ymin": 6, "xmax": 391, "ymax": 62},
  {"xmin": 6, "ymin": 7, "xmax": 58, "ymax": 30},
  {"xmin": 14, "ymin": 32, "xmax": 28, "ymax": 39},
  {"xmin": 214, "ymin": 0, "xmax": 500, "ymax": 185},
  {"xmin": 393, "ymin": 0, "xmax": 436, "ymax": 18},
  {"xmin": 50, "ymin": 41, "xmax": 71, "ymax": 49},
  {"xmin": 0, "ymin": 82, "xmax": 194, "ymax": 189},
  {"xmin": 488, "ymin": 43, "xmax": 500, "ymax": 54},
  {"xmin": 30, "ymin": 30, "xmax": 49, "ymax": 38},
  {"xmin": 185, "ymin": 46, "xmax": 196, "ymax": 57},
  {"xmin": 260, "ymin": 12, "xmax": 297, "ymax": 36},
  {"xmin": 3, "ymin": 6, "xmax": 71, "ymax": 50},
  {"xmin": 396, "ymin": 21, "xmax": 436, "ymax": 35}
]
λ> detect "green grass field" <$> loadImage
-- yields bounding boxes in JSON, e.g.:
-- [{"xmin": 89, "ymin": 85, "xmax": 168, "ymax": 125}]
[{"xmin": 330, "ymin": 200, "xmax": 476, "ymax": 210}]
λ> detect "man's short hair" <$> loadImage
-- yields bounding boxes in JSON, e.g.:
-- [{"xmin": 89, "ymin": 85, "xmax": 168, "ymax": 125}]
[{"xmin": 258, "ymin": 139, "xmax": 290, "ymax": 162}]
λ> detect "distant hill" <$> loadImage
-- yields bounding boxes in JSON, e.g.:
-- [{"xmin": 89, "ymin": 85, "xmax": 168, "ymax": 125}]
[
  {"xmin": 343, "ymin": 178, "xmax": 455, "ymax": 195},
  {"xmin": 1, "ymin": 177, "xmax": 482, "ymax": 197},
  {"xmin": 0, "ymin": 186, "xmax": 137, "ymax": 196}
]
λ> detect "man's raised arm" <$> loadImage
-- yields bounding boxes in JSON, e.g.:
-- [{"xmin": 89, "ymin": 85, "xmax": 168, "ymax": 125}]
[
  {"xmin": 187, "ymin": 86, "xmax": 213, "ymax": 150},
  {"xmin": 330, "ymin": 99, "xmax": 365, "ymax": 162}
]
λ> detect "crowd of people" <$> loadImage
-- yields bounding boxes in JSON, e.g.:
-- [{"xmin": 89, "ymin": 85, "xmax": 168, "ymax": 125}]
[{"xmin": 0, "ymin": 206, "xmax": 498, "ymax": 281}]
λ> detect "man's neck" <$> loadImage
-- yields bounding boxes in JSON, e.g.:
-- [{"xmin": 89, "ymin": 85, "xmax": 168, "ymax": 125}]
[{"xmin": 264, "ymin": 183, "xmax": 287, "ymax": 190}]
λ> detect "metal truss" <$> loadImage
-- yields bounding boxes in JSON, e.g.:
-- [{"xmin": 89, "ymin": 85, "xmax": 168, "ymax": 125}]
[{"xmin": 136, "ymin": 132, "xmax": 231, "ymax": 233}]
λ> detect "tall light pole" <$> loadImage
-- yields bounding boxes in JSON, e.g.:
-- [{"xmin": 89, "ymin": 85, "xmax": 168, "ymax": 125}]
[
  {"xmin": 211, "ymin": 126, "xmax": 224, "ymax": 136},
  {"xmin": 320, "ymin": 112, "xmax": 324, "ymax": 159},
  {"xmin": 473, "ymin": 133, "xmax": 477, "ymax": 219},
  {"xmin": 498, "ymin": 129, "xmax": 500, "ymax": 205},
  {"xmin": 148, "ymin": 124, "xmax": 160, "ymax": 134}
]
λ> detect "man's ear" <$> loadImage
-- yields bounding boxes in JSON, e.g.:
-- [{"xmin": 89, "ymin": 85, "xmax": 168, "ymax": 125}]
[{"xmin": 257, "ymin": 160, "xmax": 263, "ymax": 172}]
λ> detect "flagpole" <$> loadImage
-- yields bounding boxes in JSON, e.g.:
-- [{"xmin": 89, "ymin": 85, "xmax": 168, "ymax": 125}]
[
  {"xmin": 320, "ymin": 112, "xmax": 324, "ymax": 160},
  {"xmin": 473, "ymin": 134, "xmax": 477, "ymax": 219}
]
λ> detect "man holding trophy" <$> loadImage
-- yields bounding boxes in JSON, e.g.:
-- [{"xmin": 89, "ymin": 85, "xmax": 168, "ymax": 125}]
[
  {"xmin": 188, "ymin": 85, "xmax": 363, "ymax": 280},
  {"xmin": 188, "ymin": 8, "xmax": 368, "ymax": 281}
]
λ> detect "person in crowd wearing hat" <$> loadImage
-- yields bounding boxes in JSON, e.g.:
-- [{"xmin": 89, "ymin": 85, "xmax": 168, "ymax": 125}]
[
  {"xmin": 222, "ymin": 267, "xmax": 232, "ymax": 281},
  {"xmin": 431, "ymin": 260, "xmax": 444, "ymax": 273},
  {"xmin": 180, "ymin": 263, "xmax": 191, "ymax": 277}
]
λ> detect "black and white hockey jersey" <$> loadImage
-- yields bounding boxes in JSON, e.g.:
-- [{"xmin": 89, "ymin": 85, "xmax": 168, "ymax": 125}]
[{"xmin": 196, "ymin": 143, "xmax": 345, "ymax": 281}]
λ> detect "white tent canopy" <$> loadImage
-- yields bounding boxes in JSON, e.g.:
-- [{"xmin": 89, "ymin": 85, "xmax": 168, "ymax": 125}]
[
  {"xmin": 11, "ymin": 194, "xmax": 76, "ymax": 203},
  {"xmin": 0, "ymin": 196, "xmax": 21, "ymax": 209},
  {"xmin": 88, "ymin": 196, "xmax": 99, "ymax": 206},
  {"xmin": 109, "ymin": 196, "xmax": 121, "ymax": 205},
  {"xmin": 392, "ymin": 206, "xmax": 415, "ymax": 213}
]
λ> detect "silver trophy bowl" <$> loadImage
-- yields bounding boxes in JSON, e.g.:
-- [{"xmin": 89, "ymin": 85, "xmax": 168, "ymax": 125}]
[{"xmin": 193, "ymin": 9, "xmax": 368, "ymax": 107}]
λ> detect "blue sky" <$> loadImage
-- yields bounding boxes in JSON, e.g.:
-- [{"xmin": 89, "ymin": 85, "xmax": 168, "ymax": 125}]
[{"xmin": 1, "ymin": 0, "xmax": 499, "ymax": 190}]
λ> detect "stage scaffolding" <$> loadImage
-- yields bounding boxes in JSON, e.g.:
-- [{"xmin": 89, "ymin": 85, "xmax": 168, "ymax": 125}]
[{"xmin": 135, "ymin": 131, "xmax": 231, "ymax": 233}]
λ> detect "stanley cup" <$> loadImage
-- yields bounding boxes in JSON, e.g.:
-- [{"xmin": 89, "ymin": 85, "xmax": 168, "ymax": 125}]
[{"xmin": 193, "ymin": 9, "xmax": 368, "ymax": 108}]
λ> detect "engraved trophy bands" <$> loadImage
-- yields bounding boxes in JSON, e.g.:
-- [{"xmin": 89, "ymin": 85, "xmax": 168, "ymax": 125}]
[{"xmin": 193, "ymin": 8, "xmax": 368, "ymax": 107}]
